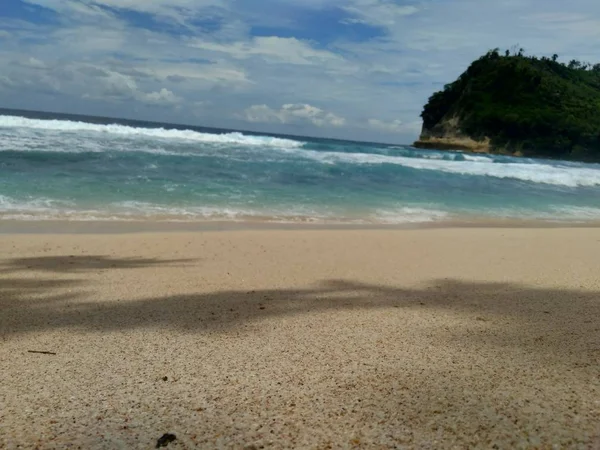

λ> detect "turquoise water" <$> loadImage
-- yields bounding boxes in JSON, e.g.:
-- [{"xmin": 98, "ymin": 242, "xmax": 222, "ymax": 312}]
[{"xmin": 1, "ymin": 109, "xmax": 600, "ymax": 223}]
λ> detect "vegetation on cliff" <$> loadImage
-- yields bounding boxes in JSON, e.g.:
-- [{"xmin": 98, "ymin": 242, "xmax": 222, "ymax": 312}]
[{"xmin": 418, "ymin": 49, "xmax": 600, "ymax": 160}]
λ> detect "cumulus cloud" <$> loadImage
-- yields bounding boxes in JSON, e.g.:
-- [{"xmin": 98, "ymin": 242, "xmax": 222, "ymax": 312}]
[
  {"xmin": 243, "ymin": 104, "xmax": 346, "ymax": 127},
  {"xmin": 90, "ymin": 71, "xmax": 181, "ymax": 105},
  {"xmin": 141, "ymin": 88, "xmax": 181, "ymax": 105}
]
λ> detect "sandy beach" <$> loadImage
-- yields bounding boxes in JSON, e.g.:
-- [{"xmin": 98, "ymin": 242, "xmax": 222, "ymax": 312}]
[{"xmin": 1, "ymin": 226, "xmax": 599, "ymax": 449}]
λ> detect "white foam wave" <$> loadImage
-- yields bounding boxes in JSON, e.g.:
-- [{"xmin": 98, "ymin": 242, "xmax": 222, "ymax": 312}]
[
  {"xmin": 390, "ymin": 148, "xmax": 492, "ymax": 162},
  {"xmin": 408, "ymin": 152, "xmax": 449, "ymax": 160},
  {"xmin": 549, "ymin": 206, "xmax": 600, "ymax": 221},
  {"xmin": 372, "ymin": 207, "xmax": 450, "ymax": 224},
  {"xmin": 0, "ymin": 195, "xmax": 451, "ymax": 224},
  {"xmin": 474, "ymin": 205, "xmax": 600, "ymax": 222},
  {"xmin": 3, "ymin": 194, "xmax": 600, "ymax": 224},
  {"xmin": 111, "ymin": 201, "xmax": 256, "ymax": 219},
  {"xmin": 0, "ymin": 134, "xmax": 206, "ymax": 157},
  {"xmin": 286, "ymin": 148, "xmax": 600, "ymax": 188},
  {"xmin": 0, "ymin": 194, "xmax": 74, "ymax": 212},
  {"xmin": 462, "ymin": 154, "xmax": 493, "ymax": 162},
  {"xmin": 0, "ymin": 196, "xmax": 253, "ymax": 221},
  {"xmin": 0, "ymin": 115, "xmax": 304, "ymax": 148}
]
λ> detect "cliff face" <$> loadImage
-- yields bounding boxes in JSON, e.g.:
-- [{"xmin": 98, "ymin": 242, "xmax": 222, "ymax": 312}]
[
  {"xmin": 414, "ymin": 50, "xmax": 600, "ymax": 160},
  {"xmin": 414, "ymin": 116, "xmax": 491, "ymax": 153}
]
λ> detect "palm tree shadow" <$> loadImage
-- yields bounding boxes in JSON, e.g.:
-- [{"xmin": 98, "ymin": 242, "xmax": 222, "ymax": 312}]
[
  {"xmin": 2, "ymin": 265, "xmax": 599, "ymax": 448},
  {"xmin": 0, "ymin": 255, "xmax": 195, "ymax": 274},
  {"xmin": 1, "ymin": 273, "xmax": 599, "ymax": 370}
]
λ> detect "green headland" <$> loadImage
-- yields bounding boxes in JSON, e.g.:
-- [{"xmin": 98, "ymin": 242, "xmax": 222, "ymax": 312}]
[{"xmin": 415, "ymin": 49, "xmax": 600, "ymax": 161}]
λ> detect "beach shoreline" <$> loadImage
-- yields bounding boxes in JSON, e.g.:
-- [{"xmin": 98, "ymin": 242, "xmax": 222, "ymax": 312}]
[
  {"xmin": 1, "ymin": 216, "xmax": 600, "ymax": 234},
  {"xmin": 1, "ymin": 227, "xmax": 599, "ymax": 448}
]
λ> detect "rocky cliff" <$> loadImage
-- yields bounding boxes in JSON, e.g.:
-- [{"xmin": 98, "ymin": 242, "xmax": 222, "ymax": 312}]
[
  {"xmin": 414, "ymin": 50, "xmax": 600, "ymax": 161},
  {"xmin": 414, "ymin": 116, "xmax": 491, "ymax": 152}
]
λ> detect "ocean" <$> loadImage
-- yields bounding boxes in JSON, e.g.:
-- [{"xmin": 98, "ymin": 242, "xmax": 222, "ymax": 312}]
[{"xmin": 1, "ymin": 108, "xmax": 600, "ymax": 224}]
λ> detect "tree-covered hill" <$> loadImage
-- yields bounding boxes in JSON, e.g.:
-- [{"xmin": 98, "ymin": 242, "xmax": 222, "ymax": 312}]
[{"xmin": 415, "ymin": 49, "xmax": 600, "ymax": 160}]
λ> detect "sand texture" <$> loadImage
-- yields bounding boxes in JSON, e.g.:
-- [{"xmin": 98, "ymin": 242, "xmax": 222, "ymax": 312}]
[{"xmin": 1, "ymin": 228, "xmax": 599, "ymax": 449}]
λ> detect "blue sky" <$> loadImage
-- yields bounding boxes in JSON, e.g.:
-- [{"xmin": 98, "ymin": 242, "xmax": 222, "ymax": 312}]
[{"xmin": 1, "ymin": 0, "xmax": 599, "ymax": 143}]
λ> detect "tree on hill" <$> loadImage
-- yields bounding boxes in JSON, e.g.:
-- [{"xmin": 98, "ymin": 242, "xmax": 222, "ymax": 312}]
[{"xmin": 419, "ymin": 49, "xmax": 600, "ymax": 160}]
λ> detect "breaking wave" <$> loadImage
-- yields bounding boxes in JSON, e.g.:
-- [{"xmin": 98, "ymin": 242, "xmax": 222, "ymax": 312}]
[
  {"xmin": 0, "ymin": 115, "xmax": 304, "ymax": 148},
  {"xmin": 285, "ymin": 148, "xmax": 600, "ymax": 188}
]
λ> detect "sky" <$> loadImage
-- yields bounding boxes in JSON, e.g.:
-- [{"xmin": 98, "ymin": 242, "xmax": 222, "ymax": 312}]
[{"xmin": 1, "ymin": 0, "xmax": 599, "ymax": 143}]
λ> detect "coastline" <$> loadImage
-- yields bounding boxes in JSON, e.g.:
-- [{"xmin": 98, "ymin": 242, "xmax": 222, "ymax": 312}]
[
  {"xmin": 1, "ymin": 227, "xmax": 599, "ymax": 448},
  {"xmin": 413, "ymin": 135, "xmax": 524, "ymax": 158},
  {"xmin": 1, "ymin": 216, "xmax": 600, "ymax": 234},
  {"xmin": 412, "ymin": 136, "xmax": 527, "ymax": 157},
  {"xmin": 413, "ymin": 137, "xmax": 491, "ymax": 153}
]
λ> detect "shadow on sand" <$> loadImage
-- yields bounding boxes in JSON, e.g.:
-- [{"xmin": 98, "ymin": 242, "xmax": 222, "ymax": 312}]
[
  {"xmin": 0, "ymin": 254, "xmax": 193, "ymax": 274},
  {"xmin": 0, "ymin": 254, "xmax": 598, "ymax": 370},
  {"xmin": 1, "ymin": 255, "xmax": 599, "ymax": 447}
]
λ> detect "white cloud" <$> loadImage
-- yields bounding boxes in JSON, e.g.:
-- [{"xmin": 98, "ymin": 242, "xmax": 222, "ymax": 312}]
[
  {"xmin": 2, "ymin": 60, "xmax": 182, "ymax": 106},
  {"xmin": 0, "ymin": 31, "xmax": 11, "ymax": 39},
  {"xmin": 89, "ymin": 70, "xmax": 181, "ymax": 105},
  {"xmin": 49, "ymin": 26, "xmax": 126, "ymax": 55},
  {"xmin": 24, "ymin": 57, "xmax": 48, "ymax": 69},
  {"xmin": 21, "ymin": 0, "xmax": 227, "ymax": 25},
  {"xmin": 368, "ymin": 118, "xmax": 404, "ymax": 132},
  {"xmin": 342, "ymin": 1, "xmax": 419, "ymax": 27},
  {"xmin": 190, "ymin": 36, "xmax": 341, "ymax": 66},
  {"xmin": 522, "ymin": 12, "xmax": 600, "ymax": 38},
  {"xmin": 92, "ymin": 0, "xmax": 227, "ymax": 24},
  {"xmin": 141, "ymin": 88, "xmax": 181, "ymax": 105},
  {"xmin": 368, "ymin": 118, "xmax": 422, "ymax": 134},
  {"xmin": 151, "ymin": 63, "xmax": 251, "ymax": 87},
  {"xmin": 21, "ymin": 0, "xmax": 116, "ymax": 21},
  {"xmin": 243, "ymin": 104, "xmax": 346, "ymax": 127}
]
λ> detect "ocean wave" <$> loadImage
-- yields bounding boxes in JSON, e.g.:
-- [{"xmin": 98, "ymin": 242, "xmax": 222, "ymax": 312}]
[
  {"xmin": 0, "ymin": 115, "xmax": 304, "ymax": 148},
  {"xmin": 0, "ymin": 194, "xmax": 74, "ymax": 212},
  {"xmin": 2, "ymin": 114, "xmax": 600, "ymax": 190},
  {"xmin": 0, "ymin": 195, "xmax": 451, "ymax": 224},
  {"xmin": 462, "ymin": 154, "xmax": 493, "ymax": 162},
  {"xmin": 471, "ymin": 205, "xmax": 600, "ymax": 222},
  {"xmin": 110, "ymin": 201, "xmax": 257, "ymax": 219},
  {"xmin": 548, "ymin": 206, "xmax": 600, "ymax": 220},
  {"xmin": 0, "ymin": 196, "xmax": 318, "ymax": 222},
  {"xmin": 285, "ymin": 148, "xmax": 600, "ymax": 188},
  {"xmin": 372, "ymin": 207, "xmax": 450, "ymax": 223},
  {"xmin": 2, "ymin": 193, "xmax": 600, "ymax": 224}
]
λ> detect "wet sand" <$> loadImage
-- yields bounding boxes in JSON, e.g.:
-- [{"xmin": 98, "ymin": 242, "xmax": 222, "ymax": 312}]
[{"xmin": 1, "ymin": 228, "xmax": 599, "ymax": 448}]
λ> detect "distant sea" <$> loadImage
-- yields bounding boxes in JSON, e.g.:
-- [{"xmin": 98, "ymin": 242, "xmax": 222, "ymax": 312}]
[{"xmin": 1, "ymin": 108, "xmax": 600, "ymax": 224}]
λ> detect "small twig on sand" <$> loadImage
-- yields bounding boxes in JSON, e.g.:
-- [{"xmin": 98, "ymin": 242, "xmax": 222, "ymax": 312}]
[{"xmin": 28, "ymin": 350, "xmax": 57, "ymax": 355}]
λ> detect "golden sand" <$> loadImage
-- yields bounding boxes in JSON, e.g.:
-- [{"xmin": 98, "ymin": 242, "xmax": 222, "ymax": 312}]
[{"xmin": 1, "ymin": 228, "xmax": 599, "ymax": 448}]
